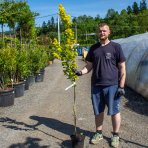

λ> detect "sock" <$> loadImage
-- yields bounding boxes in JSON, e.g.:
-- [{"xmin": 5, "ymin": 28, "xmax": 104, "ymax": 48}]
[
  {"xmin": 96, "ymin": 130, "xmax": 102, "ymax": 134},
  {"xmin": 113, "ymin": 132, "xmax": 119, "ymax": 136}
]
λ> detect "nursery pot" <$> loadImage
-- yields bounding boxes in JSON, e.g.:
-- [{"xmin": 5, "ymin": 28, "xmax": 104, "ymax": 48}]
[
  {"xmin": 27, "ymin": 75, "xmax": 35, "ymax": 86},
  {"xmin": 48, "ymin": 60, "xmax": 53, "ymax": 65},
  {"xmin": 0, "ymin": 88, "xmax": 15, "ymax": 107},
  {"xmin": 13, "ymin": 82, "xmax": 25, "ymax": 98},
  {"xmin": 70, "ymin": 133, "xmax": 85, "ymax": 148},
  {"xmin": 24, "ymin": 78, "xmax": 29, "ymax": 90},
  {"xmin": 40, "ymin": 69, "xmax": 45, "ymax": 75},
  {"xmin": 35, "ymin": 72, "xmax": 44, "ymax": 82}
]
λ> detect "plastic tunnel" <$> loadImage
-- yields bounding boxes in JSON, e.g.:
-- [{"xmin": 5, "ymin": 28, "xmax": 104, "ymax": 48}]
[{"xmin": 113, "ymin": 33, "xmax": 148, "ymax": 99}]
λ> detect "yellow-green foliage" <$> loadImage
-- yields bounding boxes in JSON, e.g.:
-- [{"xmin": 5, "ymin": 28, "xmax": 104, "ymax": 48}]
[
  {"xmin": 52, "ymin": 38, "xmax": 62, "ymax": 60},
  {"xmin": 52, "ymin": 4, "xmax": 78, "ymax": 82}
]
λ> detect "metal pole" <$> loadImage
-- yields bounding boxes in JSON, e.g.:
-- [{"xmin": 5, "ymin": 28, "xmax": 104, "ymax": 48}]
[
  {"xmin": 86, "ymin": 31, "xmax": 88, "ymax": 40},
  {"xmin": 75, "ymin": 24, "xmax": 77, "ymax": 43},
  {"xmin": 58, "ymin": 14, "xmax": 60, "ymax": 44}
]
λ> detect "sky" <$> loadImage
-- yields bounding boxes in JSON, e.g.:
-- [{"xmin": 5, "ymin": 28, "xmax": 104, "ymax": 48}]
[{"xmin": 27, "ymin": 0, "xmax": 143, "ymax": 27}]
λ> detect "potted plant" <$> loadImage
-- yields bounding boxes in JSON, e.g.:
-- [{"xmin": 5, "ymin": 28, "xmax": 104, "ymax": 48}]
[
  {"xmin": 15, "ymin": 47, "xmax": 31, "ymax": 91},
  {"xmin": 36, "ymin": 46, "xmax": 48, "ymax": 82},
  {"xmin": 48, "ymin": 41, "xmax": 55, "ymax": 65},
  {"xmin": 28, "ymin": 46, "xmax": 48, "ymax": 83},
  {"xmin": 48, "ymin": 49, "xmax": 55, "ymax": 65},
  {"xmin": 53, "ymin": 4, "xmax": 85, "ymax": 147},
  {"xmin": 0, "ymin": 47, "xmax": 16, "ymax": 106},
  {"xmin": 6, "ymin": 46, "xmax": 32, "ymax": 97}
]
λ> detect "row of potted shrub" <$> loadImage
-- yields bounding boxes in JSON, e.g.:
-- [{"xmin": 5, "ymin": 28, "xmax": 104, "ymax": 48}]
[{"xmin": 0, "ymin": 44, "xmax": 50, "ymax": 107}]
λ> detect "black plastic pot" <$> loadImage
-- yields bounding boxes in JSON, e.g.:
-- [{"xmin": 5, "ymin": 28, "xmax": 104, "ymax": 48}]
[
  {"xmin": 40, "ymin": 69, "xmax": 45, "ymax": 75},
  {"xmin": 35, "ymin": 72, "xmax": 44, "ymax": 82},
  {"xmin": 27, "ymin": 75, "xmax": 35, "ymax": 86},
  {"xmin": 70, "ymin": 134, "xmax": 85, "ymax": 148},
  {"xmin": 24, "ymin": 78, "xmax": 29, "ymax": 90},
  {"xmin": 0, "ymin": 88, "xmax": 15, "ymax": 107},
  {"xmin": 13, "ymin": 82, "xmax": 25, "ymax": 98}
]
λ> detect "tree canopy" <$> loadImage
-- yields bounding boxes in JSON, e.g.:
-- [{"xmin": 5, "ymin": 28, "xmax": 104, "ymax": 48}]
[{"xmin": 0, "ymin": 0, "xmax": 147, "ymax": 46}]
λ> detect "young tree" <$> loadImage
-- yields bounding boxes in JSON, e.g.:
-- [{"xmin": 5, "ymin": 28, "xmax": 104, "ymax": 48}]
[{"xmin": 52, "ymin": 4, "xmax": 79, "ymax": 135}]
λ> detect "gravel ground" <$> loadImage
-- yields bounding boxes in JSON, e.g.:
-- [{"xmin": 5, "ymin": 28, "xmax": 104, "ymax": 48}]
[{"xmin": 0, "ymin": 57, "xmax": 148, "ymax": 148}]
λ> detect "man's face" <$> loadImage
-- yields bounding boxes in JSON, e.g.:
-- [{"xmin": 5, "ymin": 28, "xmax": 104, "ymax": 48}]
[{"xmin": 98, "ymin": 25, "xmax": 110, "ymax": 41}]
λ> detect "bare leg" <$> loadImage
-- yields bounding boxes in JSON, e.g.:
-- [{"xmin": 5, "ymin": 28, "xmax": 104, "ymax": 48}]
[
  {"xmin": 95, "ymin": 112, "xmax": 104, "ymax": 131},
  {"xmin": 111, "ymin": 112, "xmax": 121, "ymax": 133}
]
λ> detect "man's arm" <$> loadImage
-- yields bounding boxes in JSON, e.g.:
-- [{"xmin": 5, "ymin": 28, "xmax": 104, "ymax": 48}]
[
  {"xmin": 118, "ymin": 61, "xmax": 126, "ymax": 88},
  {"xmin": 81, "ymin": 61, "xmax": 93, "ymax": 75},
  {"xmin": 74, "ymin": 61, "xmax": 93, "ymax": 76}
]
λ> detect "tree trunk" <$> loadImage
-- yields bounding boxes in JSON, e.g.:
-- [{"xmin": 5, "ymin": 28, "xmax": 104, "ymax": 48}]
[
  {"xmin": 20, "ymin": 28, "xmax": 22, "ymax": 48},
  {"xmin": 73, "ymin": 84, "xmax": 77, "ymax": 134},
  {"xmin": 9, "ymin": 27, "xmax": 12, "ymax": 47},
  {"xmin": 13, "ymin": 23, "xmax": 16, "ymax": 48}
]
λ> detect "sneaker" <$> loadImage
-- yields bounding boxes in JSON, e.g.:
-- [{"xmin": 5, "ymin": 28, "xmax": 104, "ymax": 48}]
[
  {"xmin": 90, "ymin": 132, "xmax": 103, "ymax": 144},
  {"xmin": 111, "ymin": 135, "xmax": 120, "ymax": 147}
]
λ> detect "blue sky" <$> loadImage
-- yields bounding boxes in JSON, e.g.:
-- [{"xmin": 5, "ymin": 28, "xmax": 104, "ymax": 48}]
[{"xmin": 28, "ymin": 0, "xmax": 142, "ymax": 26}]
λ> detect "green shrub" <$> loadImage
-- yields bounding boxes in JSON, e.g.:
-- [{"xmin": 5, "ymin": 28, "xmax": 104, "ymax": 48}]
[
  {"xmin": 14, "ymin": 48, "xmax": 31, "ymax": 82},
  {"xmin": 0, "ymin": 47, "xmax": 17, "ymax": 89},
  {"xmin": 28, "ymin": 46, "xmax": 48, "ymax": 74}
]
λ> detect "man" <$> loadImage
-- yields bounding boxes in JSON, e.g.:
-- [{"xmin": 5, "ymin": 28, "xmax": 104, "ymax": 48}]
[{"xmin": 75, "ymin": 23, "xmax": 126, "ymax": 147}]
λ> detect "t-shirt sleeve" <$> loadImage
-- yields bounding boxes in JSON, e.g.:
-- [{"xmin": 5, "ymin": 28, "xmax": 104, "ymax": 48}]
[
  {"xmin": 85, "ymin": 46, "xmax": 93, "ymax": 62},
  {"xmin": 116, "ymin": 44, "xmax": 126, "ymax": 63}
]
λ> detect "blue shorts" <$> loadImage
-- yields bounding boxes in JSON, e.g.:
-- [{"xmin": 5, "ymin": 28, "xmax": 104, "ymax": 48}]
[{"xmin": 91, "ymin": 85, "xmax": 121, "ymax": 116}]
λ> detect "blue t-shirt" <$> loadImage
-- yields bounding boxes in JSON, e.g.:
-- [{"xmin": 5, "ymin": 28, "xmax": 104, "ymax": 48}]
[{"xmin": 86, "ymin": 41, "xmax": 126, "ymax": 86}]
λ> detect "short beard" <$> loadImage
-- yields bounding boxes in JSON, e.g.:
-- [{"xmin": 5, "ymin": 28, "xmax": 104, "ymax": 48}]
[{"xmin": 100, "ymin": 38, "xmax": 107, "ymax": 42}]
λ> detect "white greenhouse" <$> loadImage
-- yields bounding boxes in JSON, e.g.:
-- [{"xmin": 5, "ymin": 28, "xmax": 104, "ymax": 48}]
[{"xmin": 114, "ymin": 32, "xmax": 148, "ymax": 99}]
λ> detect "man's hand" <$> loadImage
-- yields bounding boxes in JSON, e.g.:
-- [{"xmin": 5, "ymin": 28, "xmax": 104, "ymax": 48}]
[
  {"xmin": 116, "ymin": 87, "xmax": 125, "ymax": 97},
  {"xmin": 73, "ymin": 69, "xmax": 82, "ymax": 76}
]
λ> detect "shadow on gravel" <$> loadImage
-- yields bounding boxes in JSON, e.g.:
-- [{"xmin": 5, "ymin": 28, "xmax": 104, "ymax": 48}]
[
  {"xmin": 29, "ymin": 116, "xmax": 112, "ymax": 147},
  {"xmin": 30, "ymin": 116, "xmax": 84, "ymax": 136},
  {"xmin": 120, "ymin": 137, "xmax": 148, "ymax": 148},
  {"xmin": 124, "ymin": 87, "xmax": 148, "ymax": 116},
  {"xmin": 0, "ymin": 116, "xmax": 112, "ymax": 147},
  {"xmin": 0, "ymin": 116, "xmax": 96, "ymax": 147},
  {"xmin": 0, "ymin": 117, "xmax": 35, "ymax": 131},
  {"xmin": 9, "ymin": 137, "xmax": 49, "ymax": 148}
]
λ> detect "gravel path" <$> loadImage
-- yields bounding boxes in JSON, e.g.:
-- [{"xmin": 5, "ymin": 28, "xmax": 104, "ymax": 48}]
[{"xmin": 0, "ymin": 57, "xmax": 148, "ymax": 148}]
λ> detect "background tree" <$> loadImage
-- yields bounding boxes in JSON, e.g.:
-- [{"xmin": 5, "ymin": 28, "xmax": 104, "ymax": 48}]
[
  {"xmin": 32, "ymin": 0, "xmax": 148, "ymax": 45},
  {"xmin": 0, "ymin": 0, "xmax": 11, "ymax": 42},
  {"xmin": 137, "ymin": 9, "xmax": 148, "ymax": 33},
  {"xmin": 41, "ymin": 21, "xmax": 48, "ymax": 34},
  {"xmin": 2, "ymin": 0, "xmax": 147, "ymax": 47},
  {"xmin": 15, "ymin": 1, "xmax": 38, "ymax": 45},
  {"xmin": 140, "ymin": 0, "xmax": 147, "ymax": 12},
  {"xmin": 127, "ymin": 6, "xmax": 133, "ymax": 14},
  {"xmin": 132, "ymin": 1, "xmax": 139, "ymax": 15}
]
